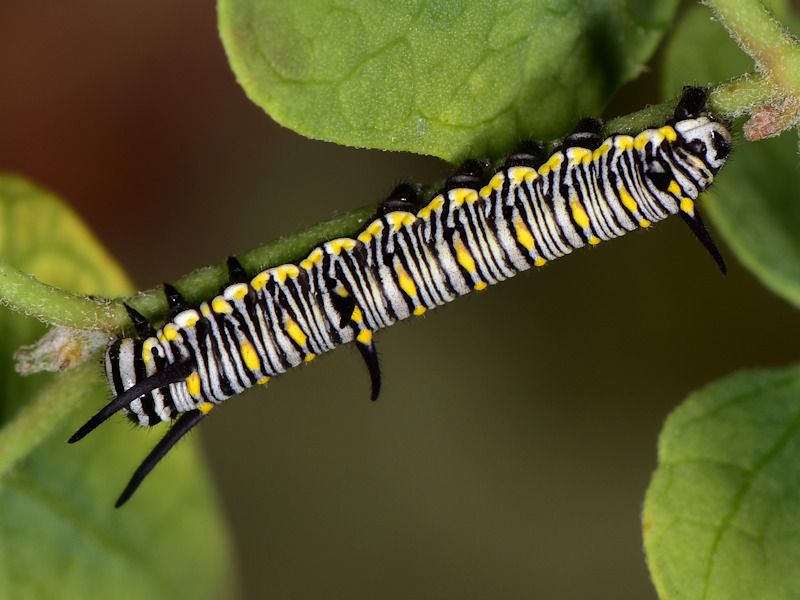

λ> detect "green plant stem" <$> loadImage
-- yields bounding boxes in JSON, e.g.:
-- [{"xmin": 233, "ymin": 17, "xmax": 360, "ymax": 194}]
[
  {"xmin": 704, "ymin": 0, "xmax": 800, "ymax": 90},
  {"xmin": 0, "ymin": 260, "xmax": 126, "ymax": 331},
  {"xmin": 0, "ymin": 361, "xmax": 95, "ymax": 481}
]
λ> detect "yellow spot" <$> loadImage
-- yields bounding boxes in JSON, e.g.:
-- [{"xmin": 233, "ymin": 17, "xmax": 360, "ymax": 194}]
[
  {"xmin": 386, "ymin": 212, "xmax": 416, "ymax": 230},
  {"xmin": 660, "ymin": 126, "xmax": 677, "ymax": 142},
  {"xmin": 274, "ymin": 264, "xmax": 300, "ymax": 282},
  {"xmin": 534, "ymin": 258, "xmax": 547, "ymax": 267},
  {"xmin": 417, "ymin": 194, "xmax": 444, "ymax": 219},
  {"xmin": 479, "ymin": 173, "xmax": 505, "ymax": 198},
  {"xmin": 588, "ymin": 237, "xmax": 601, "ymax": 246},
  {"xmin": 474, "ymin": 281, "xmax": 488, "ymax": 291},
  {"xmin": 351, "ymin": 306, "xmax": 363, "ymax": 323},
  {"xmin": 514, "ymin": 218, "xmax": 535, "ymax": 250},
  {"xmin": 240, "ymin": 341, "xmax": 261, "ymax": 371},
  {"xmin": 569, "ymin": 147, "xmax": 592, "ymax": 165},
  {"xmin": 667, "ymin": 181, "xmax": 681, "ymax": 196},
  {"xmin": 508, "ymin": 166, "xmax": 536, "ymax": 184},
  {"xmin": 251, "ymin": 271, "xmax": 270, "ymax": 290},
  {"xmin": 174, "ymin": 309, "xmax": 199, "ymax": 329},
  {"xmin": 617, "ymin": 136, "xmax": 634, "ymax": 151},
  {"xmin": 570, "ymin": 198, "xmax": 591, "ymax": 229},
  {"xmin": 539, "ymin": 153, "xmax": 563, "ymax": 175},
  {"xmin": 162, "ymin": 324, "xmax": 179, "ymax": 342},
  {"xmin": 304, "ymin": 353, "xmax": 316, "ymax": 362},
  {"xmin": 454, "ymin": 238, "xmax": 476, "ymax": 273},
  {"xmin": 619, "ymin": 188, "xmax": 638, "ymax": 213},
  {"xmin": 142, "ymin": 339, "xmax": 158, "ymax": 368},
  {"xmin": 395, "ymin": 263, "xmax": 418, "ymax": 299},
  {"xmin": 324, "ymin": 238, "xmax": 357, "ymax": 255},
  {"xmin": 634, "ymin": 132, "xmax": 650, "ymax": 149},
  {"xmin": 681, "ymin": 198, "xmax": 695, "ymax": 215},
  {"xmin": 300, "ymin": 248, "xmax": 324, "ymax": 269},
  {"xmin": 336, "ymin": 286, "xmax": 349, "ymax": 297},
  {"xmin": 186, "ymin": 372, "xmax": 201, "ymax": 397},
  {"xmin": 357, "ymin": 219, "xmax": 385, "ymax": 243},
  {"xmin": 450, "ymin": 188, "xmax": 478, "ymax": 207},
  {"xmin": 198, "ymin": 401, "xmax": 214, "ymax": 414},
  {"xmin": 257, "ymin": 377, "xmax": 271, "ymax": 385},
  {"xmin": 640, "ymin": 219, "xmax": 652, "ymax": 228},
  {"xmin": 285, "ymin": 318, "xmax": 307, "ymax": 346},
  {"xmin": 201, "ymin": 303, "xmax": 212, "ymax": 317},
  {"xmin": 593, "ymin": 143, "xmax": 611, "ymax": 159},
  {"xmin": 224, "ymin": 283, "xmax": 249, "ymax": 301},
  {"xmin": 212, "ymin": 297, "xmax": 232, "ymax": 314},
  {"xmin": 357, "ymin": 329, "xmax": 373, "ymax": 344},
  {"xmin": 413, "ymin": 306, "xmax": 427, "ymax": 316}
]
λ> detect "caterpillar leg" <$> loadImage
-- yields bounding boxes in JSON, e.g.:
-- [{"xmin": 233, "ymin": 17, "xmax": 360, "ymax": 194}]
[
  {"xmin": 125, "ymin": 303, "xmax": 155, "ymax": 338},
  {"xmin": 445, "ymin": 158, "xmax": 489, "ymax": 191},
  {"xmin": 115, "ymin": 409, "xmax": 208, "ymax": 507},
  {"xmin": 378, "ymin": 183, "xmax": 420, "ymax": 216},
  {"xmin": 226, "ymin": 255, "xmax": 249, "ymax": 284},
  {"xmin": 164, "ymin": 282, "xmax": 191, "ymax": 317},
  {"xmin": 503, "ymin": 140, "xmax": 546, "ymax": 170},
  {"xmin": 563, "ymin": 118, "xmax": 604, "ymax": 150}
]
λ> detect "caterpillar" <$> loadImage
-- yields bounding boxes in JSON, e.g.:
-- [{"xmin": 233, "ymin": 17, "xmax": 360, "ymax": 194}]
[{"xmin": 69, "ymin": 87, "xmax": 732, "ymax": 507}]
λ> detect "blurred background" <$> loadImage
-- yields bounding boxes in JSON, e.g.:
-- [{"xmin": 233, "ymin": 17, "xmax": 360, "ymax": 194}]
[{"xmin": 1, "ymin": 2, "xmax": 797, "ymax": 599}]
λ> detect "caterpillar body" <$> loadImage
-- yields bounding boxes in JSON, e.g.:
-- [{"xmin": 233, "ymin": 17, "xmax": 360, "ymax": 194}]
[{"xmin": 70, "ymin": 87, "xmax": 732, "ymax": 506}]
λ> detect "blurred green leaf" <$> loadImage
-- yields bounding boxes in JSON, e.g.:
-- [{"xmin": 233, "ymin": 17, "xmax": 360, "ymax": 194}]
[
  {"xmin": 0, "ymin": 175, "xmax": 231, "ymax": 599},
  {"xmin": 218, "ymin": 0, "xmax": 679, "ymax": 163},
  {"xmin": 663, "ymin": 3, "xmax": 800, "ymax": 308},
  {"xmin": 644, "ymin": 365, "xmax": 800, "ymax": 600}
]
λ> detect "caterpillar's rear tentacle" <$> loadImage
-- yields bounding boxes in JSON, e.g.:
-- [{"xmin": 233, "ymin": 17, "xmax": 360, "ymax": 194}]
[
  {"xmin": 115, "ymin": 409, "xmax": 207, "ymax": 507},
  {"xmin": 68, "ymin": 359, "xmax": 194, "ymax": 444}
]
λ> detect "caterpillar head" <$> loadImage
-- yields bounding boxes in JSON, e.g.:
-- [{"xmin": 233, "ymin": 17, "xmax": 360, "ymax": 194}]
[{"xmin": 674, "ymin": 117, "xmax": 732, "ymax": 175}]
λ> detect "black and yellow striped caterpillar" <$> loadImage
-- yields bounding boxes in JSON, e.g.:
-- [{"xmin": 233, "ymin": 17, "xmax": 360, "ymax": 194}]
[{"xmin": 70, "ymin": 87, "xmax": 732, "ymax": 506}]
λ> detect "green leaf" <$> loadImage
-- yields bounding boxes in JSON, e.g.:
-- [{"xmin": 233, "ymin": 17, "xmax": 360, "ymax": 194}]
[
  {"xmin": 662, "ymin": 3, "xmax": 800, "ymax": 308},
  {"xmin": 643, "ymin": 365, "xmax": 800, "ymax": 600},
  {"xmin": 218, "ymin": 0, "xmax": 679, "ymax": 163},
  {"xmin": 0, "ymin": 175, "xmax": 231, "ymax": 599}
]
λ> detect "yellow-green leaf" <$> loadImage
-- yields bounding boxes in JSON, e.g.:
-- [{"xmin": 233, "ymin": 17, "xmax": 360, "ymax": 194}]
[{"xmin": 644, "ymin": 365, "xmax": 800, "ymax": 600}]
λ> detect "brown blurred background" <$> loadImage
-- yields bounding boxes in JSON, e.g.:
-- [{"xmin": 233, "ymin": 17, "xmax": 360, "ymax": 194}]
[{"xmin": 1, "ymin": 2, "xmax": 797, "ymax": 599}]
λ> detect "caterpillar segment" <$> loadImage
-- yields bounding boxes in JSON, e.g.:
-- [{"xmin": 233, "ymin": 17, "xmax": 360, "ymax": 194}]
[{"xmin": 70, "ymin": 87, "xmax": 733, "ymax": 506}]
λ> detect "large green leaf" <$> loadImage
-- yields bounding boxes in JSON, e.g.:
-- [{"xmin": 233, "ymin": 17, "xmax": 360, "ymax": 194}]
[
  {"xmin": 218, "ymin": 0, "xmax": 679, "ymax": 162},
  {"xmin": 662, "ymin": 1, "xmax": 800, "ymax": 308},
  {"xmin": 0, "ymin": 175, "xmax": 231, "ymax": 599},
  {"xmin": 643, "ymin": 365, "xmax": 800, "ymax": 600}
]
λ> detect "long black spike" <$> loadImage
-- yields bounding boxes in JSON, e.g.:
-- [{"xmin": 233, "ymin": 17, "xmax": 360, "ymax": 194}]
[
  {"xmin": 68, "ymin": 360, "xmax": 194, "ymax": 444},
  {"xmin": 680, "ymin": 209, "xmax": 727, "ymax": 275},
  {"xmin": 356, "ymin": 338, "xmax": 381, "ymax": 401},
  {"xmin": 115, "ymin": 410, "xmax": 208, "ymax": 508},
  {"xmin": 124, "ymin": 303, "xmax": 156, "ymax": 339},
  {"xmin": 163, "ymin": 283, "xmax": 190, "ymax": 318}
]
